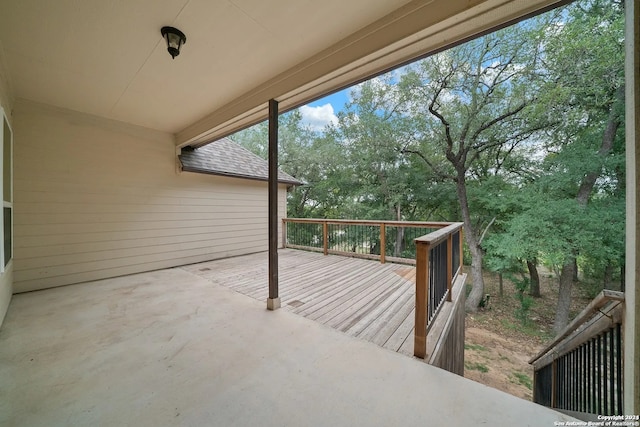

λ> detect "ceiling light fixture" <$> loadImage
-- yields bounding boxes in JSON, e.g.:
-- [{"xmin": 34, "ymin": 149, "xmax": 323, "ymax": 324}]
[{"xmin": 161, "ymin": 26, "xmax": 187, "ymax": 59}]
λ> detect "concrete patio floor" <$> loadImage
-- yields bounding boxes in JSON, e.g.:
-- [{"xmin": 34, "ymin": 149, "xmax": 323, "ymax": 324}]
[{"xmin": 0, "ymin": 258, "xmax": 575, "ymax": 426}]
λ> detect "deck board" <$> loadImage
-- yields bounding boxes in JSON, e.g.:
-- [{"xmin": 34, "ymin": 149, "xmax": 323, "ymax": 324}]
[
  {"xmin": 181, "ymin": 249, "xmax": 417, "ymax": 357},
  {"xmin": 316, "ymin": 271, "xmax": 399, "ymax": 327}
]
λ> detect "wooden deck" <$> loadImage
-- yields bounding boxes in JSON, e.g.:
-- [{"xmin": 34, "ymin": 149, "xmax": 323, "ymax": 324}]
[{"xmin": 181, "ymin": 249, "xmax": 417, "ymax": 356}]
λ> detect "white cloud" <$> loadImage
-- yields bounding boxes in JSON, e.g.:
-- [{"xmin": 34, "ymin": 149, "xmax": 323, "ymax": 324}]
[{"xmin": 299, "ymin": 103, "xmax": 338, "ymax": 131}]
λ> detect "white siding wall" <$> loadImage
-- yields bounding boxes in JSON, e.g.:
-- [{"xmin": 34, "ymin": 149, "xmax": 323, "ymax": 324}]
[
  {"xmin": 0, "ymin": 61, "xmax": 13, "ymax": 326},
  {"xmin": 13, "ymin": 100, "xmax": 287, "ymax": 293}
]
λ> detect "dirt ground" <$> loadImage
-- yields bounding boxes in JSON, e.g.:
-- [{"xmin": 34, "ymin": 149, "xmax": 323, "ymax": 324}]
[
  {"xmin": 464, "ymin": 325, "xmax": 536, "ymax": 399},
  {"xmin": 463, "ymin": 268, "xmax": 593, "ymax": 400}
]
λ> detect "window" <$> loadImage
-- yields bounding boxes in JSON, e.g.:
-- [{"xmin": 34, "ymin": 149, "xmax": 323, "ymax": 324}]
[{"xmin": 1, "ymin": 109, "xmax": 12, "ymax": 270}]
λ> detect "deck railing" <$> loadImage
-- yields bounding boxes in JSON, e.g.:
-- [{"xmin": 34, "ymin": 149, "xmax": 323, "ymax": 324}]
[
  {"xmin": 413, "ymin": 222, "xmax": 464, "ymax": 360},
  {"xmin": 282, "ymin": 218, "xmax": 451, "ymax": 264},
  {"xmin": 283, "ymin": 218, "xmax": 466, "ymax": 372},
  {"xmin": 529, "ymin": 290, "xmax": 625, "ymax": 419}
]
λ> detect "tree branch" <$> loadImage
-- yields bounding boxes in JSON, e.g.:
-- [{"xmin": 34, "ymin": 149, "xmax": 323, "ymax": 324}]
[
  {"xmin": 576, "ymin": 85, "xmax": 625, "ymax": 206},
  {"xmin": 470, "ymin": 101, "xmax": 528, "ymax": 143},
  {"xmin": 400, "ymin": 148, "xmax": 455, "ymax": 181},
  {"xmin": 479, "ymin": 216, "xmax": 496, "ymax": 245}
]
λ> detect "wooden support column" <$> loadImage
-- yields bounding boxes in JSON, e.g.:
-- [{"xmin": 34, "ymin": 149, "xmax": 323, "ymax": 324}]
[
  {"xmin": 459, "ymin": 228, "xmax": 464, "ymax": 270},
  {"xmin": 380, "ymin": 223, "xmax": 386, "ymax": 264},
  {"xmin": 323, "ymin": 221, "xmax": 328, "ymax": 256},
  {"xmin": 624, "ymin": 0, "xmax": 639, "ymax": 414},
  {"xmin": 267, "ymin": 99, "xmax": 280, "ymax": 311},
  {"xmin": 281, "ymin": 219, "xmax": 286, "ymax": 248}
]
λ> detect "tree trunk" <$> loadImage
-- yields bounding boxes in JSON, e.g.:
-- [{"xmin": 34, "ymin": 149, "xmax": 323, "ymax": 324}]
[
  {"xmin": 553, "ymin": 260, "xmax": 575, "ymax": 335},
  {"xmin": 575, "ymin": 86, "xmax": 624, "ymax": 206},
  {"xmin": 394, "ymin": 228, "xmax": 405, "ymax": 257},
  {"xmin": 527, "ymin": 258, "xmax": 541, "ymax": 297},
  {"xmin": 455, "ymin": 171, "xmax": 485, "ymax": 312},
  {"xmin": 499, "ymin": 272, "xmax": 504, "ymax": 298},
  {"xmin": 603, "ymin": 262, "xmax": 614, "ymax": 290},
  {"xmin": 370, "ymin": 241, "xmax": 379, "ymax": 255},
  {"xmin": 466, "ymin": 242, "xmax": 485, "ymax": 312},
  {"xmin": 553, "ymin": 85, "xmax": 623, "ymax": 333},
  {"xmin": 393, "ymin": 205, "xmax": 405, "ymax": 257}
]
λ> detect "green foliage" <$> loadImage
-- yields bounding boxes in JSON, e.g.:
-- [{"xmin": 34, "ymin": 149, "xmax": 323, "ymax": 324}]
[
  {"xmin": 464, "ymin": 343, "xmax": 488, "ymax": 352},
  {"xmin": 465, "ymin": 362, "xmax": 489, "ymax": 373},
  {"xmin": 507, "ymin": 273, "xmax": 534, "ymax": 325},
  {"xmin": 462, "ymin": 245, "xmax": 472, "ymax": 267},
  {"xmin": 488, "ymin": 0, "xmax": 625, "ymax": 295},
  {"xmin": 234, "ymin": 0, "xmax": 625, "ymax": 320},
  {"xmin": 511, "ymin": 372, "xmax": 533, "ymax": 390},
  {"xmin": 500, "ymin": 319, "xmax": 552, "ymax": 340},
  {"xmin": 232, "ymin": 111, "xmax": 357, "ymax": 219}
]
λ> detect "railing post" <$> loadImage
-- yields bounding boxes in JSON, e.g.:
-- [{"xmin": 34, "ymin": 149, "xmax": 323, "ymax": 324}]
[
  {"xmin": 282, "ymin": 219, "xmax": 286, "ymax": 249},
  {"xmin": 380, "ymin": 223, "xmax": 386, "ymax": 264},
  {"xmin": 459, "ymin": 228, "xmax": 464, "ymax": 270},
  {"xmin": 323, "ymin": 221, "xmax": 328, "ymax": 256},
  {"xmin": 447, "ymin": 233, "xmax": 453, "ymax": 302},
  {"xmin": 414, "ymin": 241, "xmax": 430, "ymax": 359}
]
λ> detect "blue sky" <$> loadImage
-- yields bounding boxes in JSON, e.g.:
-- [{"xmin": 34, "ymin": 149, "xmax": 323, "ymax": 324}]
[
  {"xmin": 298, "ymin": 64, "xmax": 411, "ymax": 131},
  {"xmin": 299, "ymin": 88, "xmax": 351, "ymax": 131},
  {"xmin": 308, "ymin": 90, "xmax": 350, "ymax": 112}
]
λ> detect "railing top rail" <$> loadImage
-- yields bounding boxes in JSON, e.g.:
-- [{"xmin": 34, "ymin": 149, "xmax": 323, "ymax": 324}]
[
  {"xmin": 283, "ymin": 218, "xmax": 454, "ymax": 228},
  {"xmin": 528, "ymin": 289, "xmax": 625, "ymax": 365},
  {"xmin": 414, "ymin": 222, "xmax": 464, "ymax": 247}
]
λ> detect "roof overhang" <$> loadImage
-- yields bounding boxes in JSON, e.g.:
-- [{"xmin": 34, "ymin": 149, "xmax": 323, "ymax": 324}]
[
  {"xmin": 180, "ymin": 165, "xmax": 302, "ymax": 186},
  {"xmin": 178, "ymin": 138, "xmax": 303, "ymax": 186},
  {"xmin": 0, "ymin": 0, "xmax": 568, "ymax": 149},
  {"xmin": 177, "ymin": 0, "xmax": 568, "ymax": 148}
]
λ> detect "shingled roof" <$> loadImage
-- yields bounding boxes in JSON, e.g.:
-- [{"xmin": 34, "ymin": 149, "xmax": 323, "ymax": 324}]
[{"xmin": 179, "ymin": 137, "xmax": 302, "ymax": 186}]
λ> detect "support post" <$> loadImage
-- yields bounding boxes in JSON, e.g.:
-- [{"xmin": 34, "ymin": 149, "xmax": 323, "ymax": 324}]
[
  {"xmin": 380, "ymin": 223, "xmax": 386, "ymax": 264},
  {"xmin": 414, "ymin": 241, "xmax": 429, "ymax": 359},
  {"xmin": 323, "ymin": 221, "xmax": 328, "ymax": 256},
  {"xmin": 624, "ymin": 0, "xmax": 639, "ymax": 414},
  {"xmin": 446, "ymin": 233, "xmax": 453, "ymax": 302},
  {"xmin": 459, "ymin": 228, "xmax": 464, "ymax": 270},
  {"xmin": 267, "ymin": 99, "xmax": 280, "ymax": 311},
  {"xmin": 282, "ymin": 219, "xmax": 286, "ymax": 249}
]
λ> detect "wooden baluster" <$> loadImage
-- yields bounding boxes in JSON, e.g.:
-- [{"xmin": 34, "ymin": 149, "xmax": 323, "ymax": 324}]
[{"xmin": 551, "ymin": 358, "xmax": 558, "ymax": 408}]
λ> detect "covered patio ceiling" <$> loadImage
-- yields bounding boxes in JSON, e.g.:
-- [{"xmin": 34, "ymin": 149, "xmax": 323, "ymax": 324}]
[{"xmin": 0, "ymin": 0, "xmax": 565, "ymax": 147}]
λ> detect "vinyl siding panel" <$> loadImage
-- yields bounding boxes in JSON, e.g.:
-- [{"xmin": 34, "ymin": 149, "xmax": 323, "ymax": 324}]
[
  {"xmin": 0, "ymin": 73, "xmax": 13, "ymax": 326},
  {"xmin": 13, "ymin": 101, "xmax": 288, "ymax": 293}
]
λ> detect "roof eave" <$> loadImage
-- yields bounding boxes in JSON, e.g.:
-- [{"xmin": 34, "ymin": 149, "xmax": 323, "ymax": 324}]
[{"xmin": 180, "ymin": 165, "xmax": 303, "ymax": 186}]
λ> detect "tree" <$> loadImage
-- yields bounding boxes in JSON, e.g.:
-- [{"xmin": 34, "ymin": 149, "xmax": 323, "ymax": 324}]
[
  {"xmin": 231, "ymin": 0, "xmax": 625, "ymax": 330},
  {"xmin": 537, "ymin": 0, "xmax": 625, "ymax": 333},
  {"xmin": 232, "ymin": 111, "xmax": 354, "ymax": 218},
  {"xmin": 398, "ymin": 18, "xmax": 552, "ymax": 311},
  {"xmin": 330, "ymin": 76, "xmax": 411, "ymax": 220}
]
